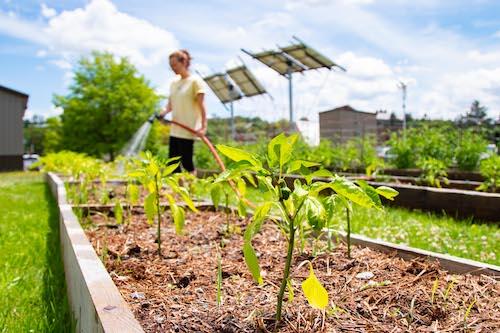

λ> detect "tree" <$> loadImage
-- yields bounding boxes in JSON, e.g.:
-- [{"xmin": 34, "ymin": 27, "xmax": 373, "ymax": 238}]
[
  {"xmin": 43, "ymin": 116, "xmax": 63, "ymax": 153},
  {"xmin": 54, "ymin": 51, "xmax": 161, "ymax": 160}
]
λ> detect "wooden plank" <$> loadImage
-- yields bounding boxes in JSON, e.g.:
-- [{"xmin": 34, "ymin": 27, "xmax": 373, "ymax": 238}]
[
  {"xmin": 47, "ymin": 173, "xmax": 144, "ymax": 333},
  {"xmin": 335, "ymin": 232, "xmax": 500, "ymax": 276}
]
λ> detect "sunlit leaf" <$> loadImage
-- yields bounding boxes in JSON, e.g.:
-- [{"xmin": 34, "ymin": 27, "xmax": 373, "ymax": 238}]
[
  {"xmin": 356, "ymin": 180, "xmax": 382, "ymax": 209},
  {"xmin": 210, "ymin": 184, "xmax": 222, "ymax": 209},
  {"xmin": 286, "ymin": 160, "xmax": 320, "ymax": 174},
  {"xmin": 144, "ymin": 193, "xmax": 156, "ymax": 224},
  {"xmin": 237, "ymin": 199, "xmax": 247, "ymax": 218},
  {"xmin": 329, "ymin": 176, "xmax": 374, "ymax": 208},
  {"xmin": 127, "ymin": 184, "xmax": 140, "ymax": 205},
  {"xmin": 287, "ymin": 279, "xmax": 294, "ymax": 303},
  {"xmin": 114, "ymin": 200, "xmax": 123, "ymax": 224},
  {"xmin": 301, "ymin": 263, "xmax": 328, "ymax": 310},
  {"xmin": 375, "ymin": 186, "xmax": 399, "ymax": 201},
  {"xmin": 216, "ymin": 145, "xmax": 260, "ymax": 167},
  {"xmin": 243, "ymin": 241, "xmax": 263, "ymax": 285}
]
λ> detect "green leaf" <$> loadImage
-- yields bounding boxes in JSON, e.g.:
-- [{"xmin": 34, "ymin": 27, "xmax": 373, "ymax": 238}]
[
  {"xmin": 144, "ymin": 193, "xmax": 156, "ymax": 224},
  {"xmin": 237, "ymin": 199, "xmax": 247, "ymax": 218},
  {"xmin": 301, "ymin": 263, "xmax": 328, "ymax": 310},
  {"xmin": 286, "ymin": 160, "xmax": 320, "ymax": 174},
  {"xmin": 171, "ymin": 204, "xmax": 185, "ymax": 235},
  {"xmin": 245, "ymin": 202, "xmax": 273, "ymax": 240},
  {"xmin": 302, "ymin": 196, "xmax": 326, "ymax": 230},
  {"xmin": 243, "ymin": 241, "xmax": 263, "ymax": 285},
  {"xmin": 128, "ymin": 184, "xmax": 140, "ymax": 205},
  {"xmin": 161, "ymin": 162, "xmax": 180, "ymax": 177},
  {"xmin": 304, "ymin": 169, "xmax": 333, "ymax": 185},
  {"xmin": 329, "ymin": 177, "xmax": 375, "ymax": 208},
  {"xmin": 375, "ymin": 186, "xmax": 399, "ymax": 201},
  {"xmin": 210, "ymin": 184, "xmax": 222, "ymax": 209},
  {"xmin": 267, "ymin": 133, "xmax": 298, "ymax": 172},
  {"xmin": 114, "ymin": 200, "xmax": 123, "ymax": 224},
  {"xmin": 216, "ymin": 145, "xmax": 261, "ymax": 167},
  {"xmin": 356, "ymin": 180, "xmax": 382, "ymax": 209},
  {"xmin": 237, "ymin": 178, "xmax": 247, "ymax": 196}
]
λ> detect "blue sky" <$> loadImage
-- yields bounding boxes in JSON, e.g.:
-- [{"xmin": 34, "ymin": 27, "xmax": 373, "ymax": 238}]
[{"xmin": 1, "ymin": 0, "xmax": 499, "ymax": 125}]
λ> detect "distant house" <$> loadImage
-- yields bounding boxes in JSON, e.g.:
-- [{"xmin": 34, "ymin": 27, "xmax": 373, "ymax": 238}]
[
  {"xmin": 0, "ymin": 85, "xmax": 28, "ymax": 171},
  {"xmin": 319, "ymin": 105, "xmax": 377, "ymax": 143},
  {"xmin": 377, "ymin": 112, "xmax": 404, "ymax": 142}
]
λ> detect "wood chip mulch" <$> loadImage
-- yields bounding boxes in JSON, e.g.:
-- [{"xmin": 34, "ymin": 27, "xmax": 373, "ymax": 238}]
[{"xmin": 84, "ymin": 208, "xmax": 500, "ymax": 332}]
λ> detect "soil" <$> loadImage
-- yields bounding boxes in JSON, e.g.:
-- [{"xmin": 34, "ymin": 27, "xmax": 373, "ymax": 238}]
[{"xmin": 83, "ymin": 208, "xmax": 499, "ymax": 332}]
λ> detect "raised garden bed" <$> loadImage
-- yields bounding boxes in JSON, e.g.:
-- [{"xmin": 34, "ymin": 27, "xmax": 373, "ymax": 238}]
[{"xmin": 48, "ymin": 173, "xmax": 500, "ymax": 332}]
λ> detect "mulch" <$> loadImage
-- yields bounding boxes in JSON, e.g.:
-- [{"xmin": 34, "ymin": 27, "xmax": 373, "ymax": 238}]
[{"xmin": 84, "ymin": 208, "xmax": 500, "ymax": 332}]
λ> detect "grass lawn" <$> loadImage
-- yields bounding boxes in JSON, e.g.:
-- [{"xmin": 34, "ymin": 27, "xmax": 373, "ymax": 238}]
[
  {"xmin": 328, "ymin": 205, "xmax": 499, "ymax": 266},
  {"xmin": 0, "ymin": 172, "xmax": 73, "ymax": 332}
]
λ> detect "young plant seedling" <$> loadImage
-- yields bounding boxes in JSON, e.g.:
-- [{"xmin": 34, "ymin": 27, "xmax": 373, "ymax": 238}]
[
  {"xmin": 215, "ymin": 133, "xmax": 398, "ymax": 323},
  {"xmin": 128, "ymin": 151, "xmax": 197, "ymax": 256}
]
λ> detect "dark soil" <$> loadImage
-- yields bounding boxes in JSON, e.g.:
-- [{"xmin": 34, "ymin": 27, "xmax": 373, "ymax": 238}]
[{"xmin": 84, "ymin": 208, "xmax": 500, "ymax": 332}]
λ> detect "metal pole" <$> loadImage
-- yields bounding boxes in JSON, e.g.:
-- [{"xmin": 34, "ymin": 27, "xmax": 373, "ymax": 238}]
[
  {"xmin": 399, "ymin": 81, "xmax": 407, "ymax": 140},
  {"xmin": 287, "ymin": 64, "xmax": 293, "ymax": 128},
  {"xmin": 230, "ymin": 101, "xmax": 235, "ymax": 140}
]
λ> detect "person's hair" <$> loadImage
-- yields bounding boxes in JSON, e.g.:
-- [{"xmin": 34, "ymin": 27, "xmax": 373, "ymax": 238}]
[{"xmin": 169, "ymin": 49, "xmax": 191, "ymax": 68}]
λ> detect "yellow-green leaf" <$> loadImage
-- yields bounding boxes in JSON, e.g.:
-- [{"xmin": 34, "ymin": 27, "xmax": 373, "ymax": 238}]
[
  {"xmin": 243, "ymin": 241, "xmax": 263, "ymax": 285},
  {"xmin": 114, "ymin": 200, "xmax": 123, "ymax": 224},
  {"xmin": 375, "ymin": 186, "xmax": 399, "ymax": 201},
  {"xmin": 301, "ymin": 263, "xmax": 328, "ymax": 310},
  {"xmin": 144, "ymin": 193, "xmax": 156, "ymax": 224}
]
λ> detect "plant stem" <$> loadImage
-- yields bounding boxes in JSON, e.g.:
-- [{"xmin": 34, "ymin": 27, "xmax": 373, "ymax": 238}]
[
  {"xmin": 225, "ymin": 192, "xmax": 229, "ymax": 230},
  {"xmin": 346, "ymin": 207, "xmax": 351, "ymax": 259},
  {"xmin": 276, "ymin": 202, "xmax": 295, "ymax": 323},
  {"xmin": 155, "ymin": 173, "xmax": 162, "ymax": 257}
]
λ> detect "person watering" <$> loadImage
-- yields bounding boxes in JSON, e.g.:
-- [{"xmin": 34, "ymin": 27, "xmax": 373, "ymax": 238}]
[{"xmin": 156, "ymin": 49, "xmax": 207, "ymax": 174}]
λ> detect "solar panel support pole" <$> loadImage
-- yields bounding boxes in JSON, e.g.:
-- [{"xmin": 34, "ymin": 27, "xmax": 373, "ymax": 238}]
[
  {"xmin": 287, "ymin": 64, "xmax": 294, "ymax": 126},
  {"xmin": 230, "ymin": 100, "xmax": 235, "ymax": 140}
]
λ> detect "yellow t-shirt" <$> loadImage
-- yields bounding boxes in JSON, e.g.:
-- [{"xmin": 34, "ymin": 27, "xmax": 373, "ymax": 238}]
[{"xmin": 169, "ymin": 75, "xmax": 205, "ymax": 140}]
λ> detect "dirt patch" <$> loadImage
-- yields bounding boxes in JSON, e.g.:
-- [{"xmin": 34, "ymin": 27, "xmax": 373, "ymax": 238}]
[{"xmin": 84, "ymin": 209, "xmax": 499, "ymax": 332}]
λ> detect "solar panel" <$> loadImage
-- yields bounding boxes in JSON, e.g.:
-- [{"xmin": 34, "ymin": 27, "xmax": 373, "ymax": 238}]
[
  {"xmin": 202, "ymin": 73, "xmax": 242, "ymax": 104},
  {"xmin": 244, "ymin": 50, "xmax": 306, "ymax": 76},
  {"xmin": 226, "ymin": 66, "xmax": 266, "ymax": 97},
  {"xmin": 280, "ymin": 44, "xmax": 333, "ymax": 69},
  {"xmin": 280, "ymin": 37, "xmax": 346, "ymax": 71}
]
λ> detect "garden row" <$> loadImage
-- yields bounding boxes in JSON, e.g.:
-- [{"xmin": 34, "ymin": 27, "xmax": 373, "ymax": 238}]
[
  {"xmin": 192, "ymin": 124, "xmax": 498, "ymax": 193},
  {"xmin": 42, "ymin": 134, "xmax": 499, "ymax": 332}
]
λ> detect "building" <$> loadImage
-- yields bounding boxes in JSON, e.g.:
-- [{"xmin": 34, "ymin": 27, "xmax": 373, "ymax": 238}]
[
  {"xmin": 319, "ymin": 105, "xmax": 377, "ymax": 143},
  {"xmin": 0, "ymin": 85, "xmax": 28, "ymax": 171},
  {"xmin": 377, "ymin": 112, "xmax": 404, "ymax": 142}
]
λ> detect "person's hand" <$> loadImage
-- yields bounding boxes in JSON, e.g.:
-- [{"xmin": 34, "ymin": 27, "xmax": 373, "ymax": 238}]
[{"xmin": 195, "ymin": 127, "xmax": 207, "ymax": 137}]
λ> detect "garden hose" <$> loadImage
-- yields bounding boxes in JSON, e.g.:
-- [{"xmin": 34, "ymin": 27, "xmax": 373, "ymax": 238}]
[{"xmin": 157, "ymin": 118, "xmax": 255, "ymax": 209}]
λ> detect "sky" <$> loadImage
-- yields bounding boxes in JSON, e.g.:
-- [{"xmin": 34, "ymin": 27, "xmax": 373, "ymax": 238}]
[{"xmin": 1, "ymin": 0, "xmax": 500, "ymax": 126}]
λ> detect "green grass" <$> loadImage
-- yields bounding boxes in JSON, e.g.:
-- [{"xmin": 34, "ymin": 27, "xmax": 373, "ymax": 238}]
[
  {"xmin": 329, "ymin": 205, "xmax": 499, "ymax": 266},
  {"xmin": 0, "ymin": 172, "xmax": 73, "ymax": 332}
]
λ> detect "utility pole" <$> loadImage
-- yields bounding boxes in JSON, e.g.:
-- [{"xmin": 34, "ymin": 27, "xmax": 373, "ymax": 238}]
[{"xmin": 398, "ymin": 81, "xmax": 407, "ymax": 140}]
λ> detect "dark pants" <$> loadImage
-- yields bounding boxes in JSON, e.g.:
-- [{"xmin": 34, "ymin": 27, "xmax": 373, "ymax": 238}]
[{"xmin": 169, "ymin": 136, "xmax": 195, "ymax": 172}]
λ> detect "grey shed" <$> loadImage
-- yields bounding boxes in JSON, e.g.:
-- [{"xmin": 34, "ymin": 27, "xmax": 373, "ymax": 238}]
[{"xmin": 0, "ymin": 85, "xmax": 29, "ymax": 171}]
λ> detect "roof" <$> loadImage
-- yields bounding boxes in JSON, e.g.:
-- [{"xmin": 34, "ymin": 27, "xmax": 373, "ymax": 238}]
[
  {"xmin": 0, "ymin": 85, "xmax": 29, "ymax": 99},
  {"xmin": 319, "ymin": 105, "xmax": 376, "ymax": 115}
]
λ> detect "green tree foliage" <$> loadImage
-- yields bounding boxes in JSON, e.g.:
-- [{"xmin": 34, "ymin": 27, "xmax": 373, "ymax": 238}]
[
  {"xmin": 54, "ymin": 51, "xmax": 161, "ymax": 160},
  {"xmin": 43, "ymin": 117, "xmax": 63, "ymax": 153}
]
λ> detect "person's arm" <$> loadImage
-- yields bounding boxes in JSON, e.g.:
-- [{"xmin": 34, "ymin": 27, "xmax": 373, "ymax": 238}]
[
  {"xmin": 158, "ymin": 99, "xmax": 172, "ymax": 118},
  {"xmin": 195, "ymin": 93, "xmax": 207, "ymax": 135}
]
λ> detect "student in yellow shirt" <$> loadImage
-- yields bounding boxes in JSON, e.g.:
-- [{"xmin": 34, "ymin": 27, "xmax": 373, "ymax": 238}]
[{"xmin": 157, "ymin": 49, "xmax": 207, "ymax": 174}]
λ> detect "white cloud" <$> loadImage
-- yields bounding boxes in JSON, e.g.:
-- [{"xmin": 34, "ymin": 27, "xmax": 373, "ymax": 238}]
[
  {"xmin": 43, "ymin": 0, "xmax": 178, "ymax": 68},
  {"xmin": 41, "ymin": 3, "xmax": 56, "ymax": 18}
]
